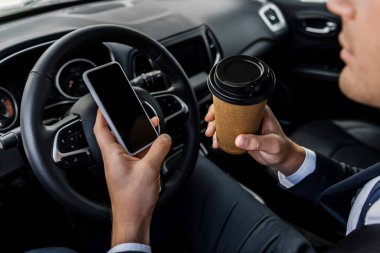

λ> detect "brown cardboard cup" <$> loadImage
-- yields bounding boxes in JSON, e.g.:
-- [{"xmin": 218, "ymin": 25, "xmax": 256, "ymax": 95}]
[
  {"xmin": 207, "ymin": 55, "xmax": 276, "ymax": 155},
  {"xmin": 213, "ymin": 96, "xmax": 267, "ymax": 154}
]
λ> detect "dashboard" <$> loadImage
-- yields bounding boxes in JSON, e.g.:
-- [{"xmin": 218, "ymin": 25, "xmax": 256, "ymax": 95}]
[
  {"xmin": 0, "ymin": 0, "xmax": 287, "ymax": 177},
  {"xmin": 0, "ymin": 25, "xmax": 218, "ymax": 132}
]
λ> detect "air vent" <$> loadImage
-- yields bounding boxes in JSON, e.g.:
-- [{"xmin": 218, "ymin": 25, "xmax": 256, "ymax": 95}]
[
  {"xmin": 133, "ymin": 53, "xmax": 154, "ymax": 77},
  {"xmin": 205, "ymin": 29, "xmax": 222, "ymax": 66}
]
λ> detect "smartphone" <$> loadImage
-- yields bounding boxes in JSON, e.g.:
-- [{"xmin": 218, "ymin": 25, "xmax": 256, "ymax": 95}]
[{"xmin": 83, "ymin": 61, "xmax": 158, "ymax": 156}]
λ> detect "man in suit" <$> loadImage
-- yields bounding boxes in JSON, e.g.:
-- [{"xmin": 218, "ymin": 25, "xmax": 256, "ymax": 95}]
[{"xmin": 92, "ymin": 0, "xmax": 380, "ymax": 252}]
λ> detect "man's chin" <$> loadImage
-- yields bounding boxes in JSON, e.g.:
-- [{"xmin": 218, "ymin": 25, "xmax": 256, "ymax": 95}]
[
  {"xmin": 339, "ymin": 67, "xmax": 353, "ymax": 96},
  {"xmin": 339, "ymin": 68, "xmax": 364, "ymax": 104},
  {"xmin": 339, "ymin": 68, "xmax": 380, "ymax": 108}
]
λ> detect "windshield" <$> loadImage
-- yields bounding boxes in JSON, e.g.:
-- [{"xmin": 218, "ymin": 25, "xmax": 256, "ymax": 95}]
[
  {"xmin": 0, "ymin": 0, "xmax": 84, "ymax": 18},
  {"xmin": 0, "ymin": 0, "xmax": 25, "ymax": 11}
]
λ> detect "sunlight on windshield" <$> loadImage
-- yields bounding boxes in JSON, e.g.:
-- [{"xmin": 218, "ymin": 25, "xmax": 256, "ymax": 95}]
[
  {"xmin": 0, "ymin": 0, "xmax": 82, "ymax": 16},
  {"xmin": 0, "ymin": 0, "xmax": 25, "ymax": 9}
]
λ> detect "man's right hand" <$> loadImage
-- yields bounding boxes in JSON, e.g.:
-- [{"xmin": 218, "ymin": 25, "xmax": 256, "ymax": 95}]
[
  {"xmin": 94, "ymin": 110, "xmax": 172, "ymax": 247},
  {"xmin": 205, "ymin": 105, "xmax": 305, "ymax": 176}
]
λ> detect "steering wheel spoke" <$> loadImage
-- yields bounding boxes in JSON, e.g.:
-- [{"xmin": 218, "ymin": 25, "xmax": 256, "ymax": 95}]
[
  {"xmin": 45, "ymin": 114, "xmax": 79, "ymax": 135},
  {"xmin": 152, "ymin": 88, "xmax": 189, "ymax": 123},
  {"xmin": 47, "ymin": 115, "xmax": 91, "ymax": 168}
]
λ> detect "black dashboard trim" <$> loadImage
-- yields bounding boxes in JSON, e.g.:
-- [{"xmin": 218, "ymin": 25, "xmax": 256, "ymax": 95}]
[{"xmin": 0, "ymin": 41, "xmax": 54, "ymax": 66}]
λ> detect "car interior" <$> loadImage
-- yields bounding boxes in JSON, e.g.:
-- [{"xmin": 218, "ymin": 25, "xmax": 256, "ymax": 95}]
[{"xmin": 1, "ymin": 0, "xmax": 380, "ymax": 252}]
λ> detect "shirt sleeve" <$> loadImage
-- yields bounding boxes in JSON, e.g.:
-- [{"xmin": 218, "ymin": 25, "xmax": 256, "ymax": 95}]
[
  {"xmin": 278, "ymin": 148, "xmax": 316, "ymax": 189},
  {"xmin": 107, "ymin": 243, "xmax": 152, "ymax": 253}
]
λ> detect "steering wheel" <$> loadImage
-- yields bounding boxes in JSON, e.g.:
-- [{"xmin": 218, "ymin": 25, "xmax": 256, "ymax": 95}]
[{"xmin": 20, "ymin": 24, "xmax": 200, "ymax": 222}]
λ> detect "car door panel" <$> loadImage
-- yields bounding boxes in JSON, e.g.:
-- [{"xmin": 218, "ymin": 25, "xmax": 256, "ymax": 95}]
[{"xmin": 270, "ymin": 0, "xmax": 380, "ymax": 127}]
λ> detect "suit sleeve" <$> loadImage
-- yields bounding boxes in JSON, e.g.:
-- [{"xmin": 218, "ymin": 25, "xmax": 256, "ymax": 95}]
[{"xmin": 284, "ymin": 152, "xmax": 360, "ymax": 206}]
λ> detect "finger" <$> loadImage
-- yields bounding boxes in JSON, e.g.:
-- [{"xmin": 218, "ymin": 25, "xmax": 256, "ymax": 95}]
[
  {"xmin": 204, "ymin": 104, "xmax": 215, "ymax": 122},
  {"xmin": 151, "ymin": 116, "xmax": 160, "ymax": 128},
  {"xmin": 235, "ymin": 134, "xmax": 281, "ymax": 154},
  {"xmin": 259, "ymin": 106, "xmax": 282, "ymax": 134},
  {"xmin": 93, "ymin": 110, "xmax": 116, "ymax": 149},
  {"xmin": 262, "ymin": 106, "xmax": 277, "ymax": 123},
  {"xmin": 259, "ymin": 107, "xmax": 272, "ymax": 133},
  {"xmin": 212, "ymin": 133, "xmax": 219, "ymax": 149},
  {"xmin": 205, "ymin": 121, "xmax": 216, "ymax": 137},
  {"xmin": 143, "ymin": 134, "xmax": 172, "ymax": 169}
]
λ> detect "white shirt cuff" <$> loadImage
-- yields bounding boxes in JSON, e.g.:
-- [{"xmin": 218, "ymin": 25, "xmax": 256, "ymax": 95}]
[
  {"xmin": 278, "ymin": 148, "xmax": 316, "ymax": 189},
  {"xmin": 108, "ymin": 243, "xmax": 152, "ymax": 253}
]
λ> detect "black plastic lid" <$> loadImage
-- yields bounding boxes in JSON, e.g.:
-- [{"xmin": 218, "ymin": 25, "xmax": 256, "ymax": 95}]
[{"xmin": 207, "ymin": 55, "xmax": 276, "ymax": 105}]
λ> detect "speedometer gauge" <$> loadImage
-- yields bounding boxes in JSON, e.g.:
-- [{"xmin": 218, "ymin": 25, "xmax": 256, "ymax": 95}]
[
  {"xmin": 0, "ymin": 87, "xmax": 18, "ymax": 131},
  {"xmin": 56, "ymin": 58, "xmax": 96, "ymax": 99}
]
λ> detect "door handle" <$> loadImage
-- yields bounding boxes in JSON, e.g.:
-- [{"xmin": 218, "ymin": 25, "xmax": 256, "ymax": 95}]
[{"xmin": 304, "ymin": 21, "xmax": 337, "ymax": 35}]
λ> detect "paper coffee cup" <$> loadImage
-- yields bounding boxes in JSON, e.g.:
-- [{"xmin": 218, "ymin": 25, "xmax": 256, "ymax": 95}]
[{"xmin": 207, "ymin": 55, "xmax": 276, "ymax": 155}]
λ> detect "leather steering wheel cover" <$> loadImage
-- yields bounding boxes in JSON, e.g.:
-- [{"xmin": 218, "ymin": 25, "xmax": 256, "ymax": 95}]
[{"xmin": 20, "ymin": 24, "xmax": 200, "ymax": 221}]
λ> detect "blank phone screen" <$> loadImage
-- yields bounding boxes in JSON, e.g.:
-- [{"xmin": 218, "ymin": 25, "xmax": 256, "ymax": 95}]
[{"xmin": 86, "ymin": 63, "xmax": 157, "ymax": 154}]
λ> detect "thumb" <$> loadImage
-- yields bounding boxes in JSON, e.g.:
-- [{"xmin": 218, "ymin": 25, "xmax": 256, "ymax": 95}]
[
  {"xmin": 235, "ymin": 134, "xmax": 281, "ymax": 154},
  {"xmin": 143, "ymin": 134, "xmax": 172, "ymax": 168}
]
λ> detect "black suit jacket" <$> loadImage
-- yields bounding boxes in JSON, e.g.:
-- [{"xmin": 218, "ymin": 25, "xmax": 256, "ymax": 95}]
[
  {"xmin": 286, "ymin": 153, "xmax": 380, "ymax": 252},
  {"xmin": 285, "ymin": 153, "xmax": 380, "ymax": 225}
]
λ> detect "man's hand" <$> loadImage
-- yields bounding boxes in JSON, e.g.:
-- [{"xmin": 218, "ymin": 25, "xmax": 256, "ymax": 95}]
[
  {"xmin": 205, "ymin": 105, "xmax": 305, "ymax": 176},
  {"xmin": 94, "ymin": 110, "xmax": 171, "ymax": 246}
]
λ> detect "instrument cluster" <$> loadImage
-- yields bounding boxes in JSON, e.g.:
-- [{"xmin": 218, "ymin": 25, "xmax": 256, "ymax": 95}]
[
  {"xmin": 0, "ymin": 87, "xmax": 18, "ymax": 131},
  {"xmin": 0, "ymin": 42, "xmax": 113, "ymax": 133}
]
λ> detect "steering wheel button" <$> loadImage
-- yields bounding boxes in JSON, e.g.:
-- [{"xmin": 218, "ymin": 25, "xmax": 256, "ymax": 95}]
[
  {"xmin": 60, "ymin": 153, "xmax": 89, "ymax": 169},
  {"xmin": 61, "ymin": 159, "xmax": 71, "ymax": 168},
  {"xmin": 57, "ymin": 122, "xmax": 88, "ymax": 153}
]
